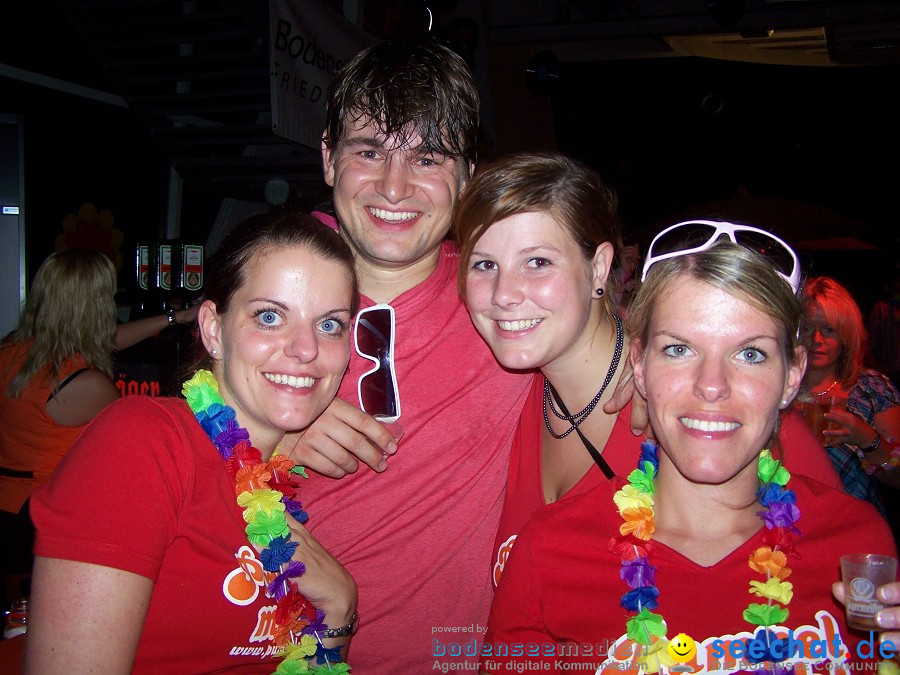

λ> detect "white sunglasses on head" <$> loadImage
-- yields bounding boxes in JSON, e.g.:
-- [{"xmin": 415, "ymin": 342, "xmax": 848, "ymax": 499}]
[{"xmin": 641, "ymin": 219, "xmax": 801, "ymax": 293}]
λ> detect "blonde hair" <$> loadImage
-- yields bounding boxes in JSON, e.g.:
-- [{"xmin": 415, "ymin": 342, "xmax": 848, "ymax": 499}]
[
  {"xmin": 626, "ymin": 241, "xmax": 803, "ymax": 459},
  {"xmin": 627, "ymin": 241, "xmax": 802, "ymax": 365},
  {"xmin": 5, "ymin": 249, "xmax": 118, "ymax": 398},
  {"xmin": 801, "ymin": 276, "xmax": 865, "ymax": 387}
]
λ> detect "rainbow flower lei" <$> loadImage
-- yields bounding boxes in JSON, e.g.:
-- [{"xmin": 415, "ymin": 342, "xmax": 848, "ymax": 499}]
[
  {"xmin": 183, "ymin": 370, "xmax": 350, "ymax": 675},
  {"xmin": 610, "ymin": 441, "xmax": 801, "ymax": 673}
]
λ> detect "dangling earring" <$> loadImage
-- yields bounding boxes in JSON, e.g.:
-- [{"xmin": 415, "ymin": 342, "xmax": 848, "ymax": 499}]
[{"xmin": 596, "ymin": 287, "xmax": 604, "ymax": 298}]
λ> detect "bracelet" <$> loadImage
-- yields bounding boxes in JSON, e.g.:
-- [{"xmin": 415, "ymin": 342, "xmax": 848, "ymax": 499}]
[
  {"xmin": 861, "ymin": 441, "xmax": 900, "ymax": 475},
  {"xmin": 320, "ymin": 611, "xmax": 358, "ymax": 639},
  {"xmin": 166, "ymin": 308, "xmax": 178, "ymax": 327},
  {"xmin": 859, "ymin": 433, "xmax": 882, "ymax": 454}
]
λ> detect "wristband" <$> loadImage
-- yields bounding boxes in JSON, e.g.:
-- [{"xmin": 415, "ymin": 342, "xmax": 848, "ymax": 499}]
[
  {"xmin": 320, "ymin": 612, "xmax": 358, "ymax": 639},
  {"xmin": 166, "ymin": 308, "xmax": 178, "ymax": 327}
]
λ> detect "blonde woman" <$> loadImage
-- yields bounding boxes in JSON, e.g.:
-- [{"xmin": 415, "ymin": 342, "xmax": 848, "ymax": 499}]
[
  {"xmin": 797, "ymin": 276, "xmax": 900, "ymax": 501},
  {"xmin": 0, "ymin": 249, "xmax": 120, "ymax": 587},
  {"xmin": 483, "ymin": 228, "xmax": 895, "ymax": 673}
]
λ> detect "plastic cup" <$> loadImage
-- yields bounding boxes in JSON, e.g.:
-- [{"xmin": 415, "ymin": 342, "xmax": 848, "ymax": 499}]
[
  {"xmin": 823, "ymin": 396, "xmax": 848, "ymax": 440},
  {"xmin": 841, "ymin": 554, "xmax": 897, "ymax": 630},
  {"xmin": 796, "ymin": 395, "xmax": 846, "ymax": 445},
  {"xmin": 795, "ymin": 398, "xmax": 829, "ymax": 443}
]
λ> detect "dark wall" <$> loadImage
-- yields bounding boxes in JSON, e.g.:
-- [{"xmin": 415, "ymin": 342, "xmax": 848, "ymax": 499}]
[
  {"xmin": 552, "ymin": 57, "xmax": 900, "ymax": 246},
  {"xmin": 549, "ymin": 56, "xmax": 900, "ymax": 312}
]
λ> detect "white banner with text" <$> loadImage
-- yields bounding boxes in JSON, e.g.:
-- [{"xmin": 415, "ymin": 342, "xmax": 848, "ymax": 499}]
[{"xmin": 269, "ymin": 0, "xmax": 374, "ymax": 149}]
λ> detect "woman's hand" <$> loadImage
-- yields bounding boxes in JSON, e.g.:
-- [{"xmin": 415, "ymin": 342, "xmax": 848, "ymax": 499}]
[
  {"xmin": 822, "ymin": 408, "xmax": 880, "ymax": 447},
  {"xmin": 833, "ymin": 581, "xmax": 900, "ymax": 648},
  {"xmin": 285, "ymin": 518, "xmax": 357, "ymax": 626}
]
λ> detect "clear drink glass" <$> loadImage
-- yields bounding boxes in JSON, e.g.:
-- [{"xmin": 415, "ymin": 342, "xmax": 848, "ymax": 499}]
[{"xmin": 841, "ymin": 554, "xmax": 897, "ymax": 630}]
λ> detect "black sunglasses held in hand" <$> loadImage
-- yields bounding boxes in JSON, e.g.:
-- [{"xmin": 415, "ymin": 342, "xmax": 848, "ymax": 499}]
[{"xmin": 354, "ymin": 304, "xmax": 401, "ymax": 423}]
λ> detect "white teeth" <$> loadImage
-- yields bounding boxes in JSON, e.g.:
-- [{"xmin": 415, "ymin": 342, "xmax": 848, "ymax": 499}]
[
  {"xmin": 369, "ymin": 207, "xmax": 417, "ymax": 222},
  {"xmin": 497, "ymin": 319, "xmax": 542, "ymax": 332},
  {"xmin": 265, "ymin": 373, "xmax": 315, "ymax": 389},
  {"xmin": 680, "ymin": 417, "xmax": 740, "ymax": 432}
]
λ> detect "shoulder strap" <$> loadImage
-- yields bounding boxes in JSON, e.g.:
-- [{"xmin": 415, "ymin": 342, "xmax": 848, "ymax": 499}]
[
  {"xmin": 547, "ymin": 381, "xmax": 615, "ymax": 479},
  {"xmin": 47, "ymin": 368, "xmax": 91, "ymax": 403}
]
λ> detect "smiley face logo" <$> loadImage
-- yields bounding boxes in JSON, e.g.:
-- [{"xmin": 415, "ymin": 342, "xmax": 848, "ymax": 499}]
[{"xmin": 668, "ymin": 633, "xmax": 697, "ymax": 664}]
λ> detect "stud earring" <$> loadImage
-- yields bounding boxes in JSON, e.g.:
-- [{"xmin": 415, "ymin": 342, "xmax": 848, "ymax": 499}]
[
  {"xmin": 596, "ymin": 288, "xmax": 604, "ymax": 298},
  {"xmin": 211, "ymin": 348, "xmax": 219, "ymax": 357}
]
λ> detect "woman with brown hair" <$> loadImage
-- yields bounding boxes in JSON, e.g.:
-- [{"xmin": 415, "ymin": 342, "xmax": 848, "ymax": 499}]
[
  {"xmin": 26, "ymin": 213, "xmax": 359, "ymax": 673},
  {"xmin": 452, "ymin": 153, "xmax": 842, "ymax": 590}
]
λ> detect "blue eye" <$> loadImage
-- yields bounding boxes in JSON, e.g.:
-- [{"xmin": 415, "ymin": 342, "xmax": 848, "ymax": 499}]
[
  {"xmin": 663, "ymin": 344, "xmax": 691, "ymax": 358},
  {"xmin": 319, "ymin": 318, "xmax": 346, "ymax": 335},
  {"xmin": 255, "ymin": 309, "xmax": 282, "ymax": 327},
  {"xmin": 738, "ymin": 348, "xmax": 766, "ymax": 364},
  {"xmin": 418, "ymin": 153, "xmax": 445, "ymax": 167}
]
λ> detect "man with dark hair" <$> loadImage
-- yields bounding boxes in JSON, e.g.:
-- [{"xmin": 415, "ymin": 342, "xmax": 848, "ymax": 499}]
[{"xmin": 294, "ymin": 39, "xmax": 532, "ymax": 672}]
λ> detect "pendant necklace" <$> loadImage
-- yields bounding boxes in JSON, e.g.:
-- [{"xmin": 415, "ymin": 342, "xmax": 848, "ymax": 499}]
[{"xmin": 812, "ymin": 378, "xmax": 839, "ymax": 397}]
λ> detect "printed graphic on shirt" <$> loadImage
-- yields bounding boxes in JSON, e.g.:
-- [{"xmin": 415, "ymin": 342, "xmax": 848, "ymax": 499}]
[
  {"xmin": 668, "ymin": 633, "xmax": 697, "ymax": 668},
  {"xmin": 596, "ymin": 611, "xmax": 852, "ymax": 674},
  {"xmin": 222, "ymin": 544, "xmax": 278, "ymax": 645},
  {"xmin": 493, "ymin": 535, "xmax": 516, "ymax": 587}
]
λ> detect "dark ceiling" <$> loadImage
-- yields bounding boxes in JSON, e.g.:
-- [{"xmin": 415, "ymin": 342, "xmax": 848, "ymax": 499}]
[{"xmin": 3, "ymin": 0, "xmax": 900, "ymax": 207}]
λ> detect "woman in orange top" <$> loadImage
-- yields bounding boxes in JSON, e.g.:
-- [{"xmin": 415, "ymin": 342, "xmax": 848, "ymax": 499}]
[{"xmin": 0, "ymin": 250, "xmax": 120, "ymax": 587}]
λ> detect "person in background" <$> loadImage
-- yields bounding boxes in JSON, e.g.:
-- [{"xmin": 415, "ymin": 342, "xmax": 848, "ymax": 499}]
[
  {"xmin": 454, "ymin": 160, "xmax": 843, "ymax": 591},
  {"xmin": 26, "ymin": 212, "xmax": 358, "ymax": 673},
  {"xmin": 115, "ymin": 303, "xmax": 200, "ymax": 350},
  {"xmin": 796, "ymin": 276, "xmax": 900, "ymax": 514},
  {"xmin": 483, "ymin": 229, "xmax": 895, "ymax": 673},
  {"xmin": 0, "ymin": 249, "xmax": 120, "ymax": 597}
]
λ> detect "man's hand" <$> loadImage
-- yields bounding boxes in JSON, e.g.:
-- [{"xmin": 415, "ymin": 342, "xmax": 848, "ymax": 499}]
[
  {"xmin": 283, "ymin": 398, "xmax": 399, "ymax": 478},
  {"xmin": 602, "ymin": 359, "xmax": 651, "ymax": 437}
]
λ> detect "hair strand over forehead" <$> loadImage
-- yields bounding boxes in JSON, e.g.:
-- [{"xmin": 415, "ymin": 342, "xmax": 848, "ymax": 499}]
[
  {"xmin": 181, "ymin": 210, "xmax": 359, "ymax": 379},
  {"xmin": 324, "ymin": 39, "xmax": 479, "ymax": 165},
  {"xmin": 453, "ymin": 152, "xmax": 621, "ymax": 316}
]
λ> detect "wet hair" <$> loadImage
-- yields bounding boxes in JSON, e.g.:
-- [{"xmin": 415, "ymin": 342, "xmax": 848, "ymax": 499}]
[
  {"xmin": 323, "ymin": 39, "xmax": 479, "ymax": 169},
  {"xmin": 452, "ymin": 152, "xmax": 621, "ymax": 317},
  {"xmin": 801, "ymin": 276, "xmax": 865, "ymax": 387},
  {"xmin": 627, "ymin": 241, "xmax": 803, "ymax": 365},
  {"xmin": 189, "ymin": 211, "xmax": 359, "ymax": 372},
  {"xmin": 5, "ymin": 249, "xmax": 117, "ymax": 398}
]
